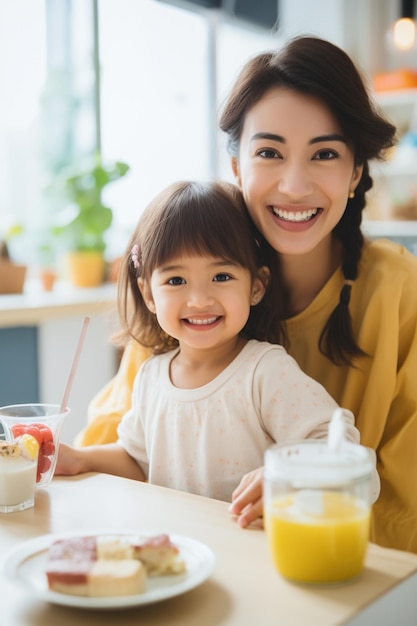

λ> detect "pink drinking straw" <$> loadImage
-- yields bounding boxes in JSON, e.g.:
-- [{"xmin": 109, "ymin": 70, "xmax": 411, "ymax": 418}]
[{"xmin": 59, "ymin": 316, "xmax": 90, "ymax": 413}]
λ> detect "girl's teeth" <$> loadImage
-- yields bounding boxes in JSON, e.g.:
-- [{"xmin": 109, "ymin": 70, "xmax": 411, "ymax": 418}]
[
  {"xmin": 187, "ymin": 317, "xmax": 218, "ymax": 325},
  {"xmin": 273, "ymin": 208, "xmax": 318, "ymax": 222}
]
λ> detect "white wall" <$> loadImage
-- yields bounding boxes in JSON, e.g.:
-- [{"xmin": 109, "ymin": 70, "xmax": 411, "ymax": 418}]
[
  {"xmin": 280, "ymin": 0, "xmax": 416, "ymax": 75},
  {"xmin": 39, "ymin": 314, "xmax": 117, "ymax": 444}
]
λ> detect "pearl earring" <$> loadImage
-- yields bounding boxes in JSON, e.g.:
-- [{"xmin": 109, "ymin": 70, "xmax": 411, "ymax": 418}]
[{"xmin": 349, "ymin": 191, "xmax": 355, "ymax": 199}]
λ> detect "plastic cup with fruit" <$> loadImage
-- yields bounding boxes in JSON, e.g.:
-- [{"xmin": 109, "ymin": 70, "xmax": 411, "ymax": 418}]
[
  {"xmin": 0, "ymin": 433, "xmax": 40, "ymax": 512},
  {"xmin": 0, "ymin": 404, "xmax": 70, "ymax": 487}
]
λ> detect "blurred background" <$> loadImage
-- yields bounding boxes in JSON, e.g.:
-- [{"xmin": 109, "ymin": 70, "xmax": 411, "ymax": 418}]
[{"xmin": 1, "ymin": 0, "xmax": 417, "ymax": 271}]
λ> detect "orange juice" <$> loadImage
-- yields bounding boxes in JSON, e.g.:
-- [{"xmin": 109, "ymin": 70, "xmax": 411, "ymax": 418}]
[{"xmin": 266, "ymin": 491, "xmax": 370, "ymax": 583}]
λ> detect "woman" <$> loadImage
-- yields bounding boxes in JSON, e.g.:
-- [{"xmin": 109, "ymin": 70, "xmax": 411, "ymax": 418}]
[{"xmin": 77, "ymin": 36, "xmax": 417, "ymax": 553}]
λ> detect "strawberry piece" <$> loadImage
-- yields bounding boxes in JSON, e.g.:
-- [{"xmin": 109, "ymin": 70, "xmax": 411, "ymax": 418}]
[
  {"xmin": 32, "ymin": 423, "xmax": 54, "ymax": 443},
  {"xmin": 26, "ymin": 425, "xmax": 43, "ymax": 445},
  {"xmin": 38, "ymin": 454, "xmax": 52, "ymax": 474},
  {"xmin": 42, "ymin": 441, "xmax": 56, "ymax": 456},
  {"xmin": 11, "ymin": 424, "xmax": 27, "ymax": 438}
]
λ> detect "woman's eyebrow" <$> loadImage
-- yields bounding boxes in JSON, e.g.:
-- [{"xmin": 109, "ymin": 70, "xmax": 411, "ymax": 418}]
[
  {"xmin": 251, "ymin": 132, "xmax": 285, "ymax": 143},
  {"xmin": 310, "ymin": 134, "xmax": 347, "ymax": 144},
  {"xmin": 250, "ymin": 132, "xmax": 347, "ymax": 145}
]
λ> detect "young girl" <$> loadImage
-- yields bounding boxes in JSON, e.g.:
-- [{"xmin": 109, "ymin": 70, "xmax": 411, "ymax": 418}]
[{"xmin": 56, "ymin": 180, "xmax": 363, "ymax": 514}]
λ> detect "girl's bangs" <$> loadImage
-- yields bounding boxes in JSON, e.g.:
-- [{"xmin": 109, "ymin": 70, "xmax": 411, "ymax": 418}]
[{"xmin": 148, "ymin": 194, "xmax": 254, "ymax": 271}]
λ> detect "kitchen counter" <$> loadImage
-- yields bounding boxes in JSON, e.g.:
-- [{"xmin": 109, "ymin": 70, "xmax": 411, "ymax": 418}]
[
  {"xmin": 0, "ymin": 281, "xmax": 117, "ymax": 328},
  {"xmin": 0, "ymin": 281, "xmax": 119, "ymax": 444}
]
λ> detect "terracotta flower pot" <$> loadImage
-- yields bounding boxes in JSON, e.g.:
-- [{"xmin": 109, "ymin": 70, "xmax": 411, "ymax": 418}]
[
  {"xmin": 0, "ymin": 260, "xmax": 27, "ymax": 294},
  {"xmin": 39, "ymin": 269, "xmax": 57, "ymax": 292}
]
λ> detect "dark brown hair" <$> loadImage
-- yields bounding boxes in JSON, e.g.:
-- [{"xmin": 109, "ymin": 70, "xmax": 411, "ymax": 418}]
[
  {"xmin": 117, "ymin": 180, "xmax": 283, "ymax": 353},
  {"xmin": 219, "ymin": 35, "xmax": 397, "ymax": 366}
]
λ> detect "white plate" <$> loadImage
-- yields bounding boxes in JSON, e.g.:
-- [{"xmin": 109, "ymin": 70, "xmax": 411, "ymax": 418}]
[{"xmin": 3, "ymin": 530, "xmax": 216, "ymax": 609}]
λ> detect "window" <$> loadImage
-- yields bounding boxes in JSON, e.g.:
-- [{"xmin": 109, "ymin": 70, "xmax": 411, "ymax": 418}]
[
  {"xmin": 0, "ymin": 0, "xmax": 96, "ymax": 264},
  {"xmin": 98, "ymin": 0, "xmax": 211, "ymax": 257},
  {"xmin": 0, "ymin": 1, "xmax": 47, "ymax": 253},
  {"xmin": 0, "ymin": 0, "xmax": 279, "ymax": 267},
  {"xmin": 98, "ymin": 0, "xmax": 279, "ymax": 257}
]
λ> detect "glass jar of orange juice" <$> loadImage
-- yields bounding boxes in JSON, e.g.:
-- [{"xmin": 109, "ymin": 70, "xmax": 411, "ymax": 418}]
[{"xmin": 264, "ymin": 439, "xmax": 374, "ymax": 585}]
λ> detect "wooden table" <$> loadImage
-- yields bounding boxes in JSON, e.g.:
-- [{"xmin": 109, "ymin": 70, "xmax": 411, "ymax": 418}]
[{"xmin": 1, "ymin": 473, "xmax": 417, "ymax": 626}]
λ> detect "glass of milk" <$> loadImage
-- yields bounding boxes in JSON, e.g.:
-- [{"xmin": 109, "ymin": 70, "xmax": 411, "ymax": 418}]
[
  {"xmin": 0, "ymin": 437, "xmax": 39, "ymax": 513},
  {"xmin": 0, "ymin": 403, "xmax": 70, "ymax": 487}
]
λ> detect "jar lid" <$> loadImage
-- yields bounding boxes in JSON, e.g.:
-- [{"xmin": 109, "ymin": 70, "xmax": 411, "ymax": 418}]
[{"xmin": 264, "ymin": 440, "xmax": 374, "ymax": 487}]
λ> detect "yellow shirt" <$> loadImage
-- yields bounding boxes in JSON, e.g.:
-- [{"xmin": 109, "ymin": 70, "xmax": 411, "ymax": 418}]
[
  {"xmin": 75, "ymin": 342, "xmax": 150, "ymax": 447},
  {"xmin": 285, "ymin": 239, "xmax": 417, "ymax": 553},
  {"xmin": 78, "ymin": 239, "xmax": 417, "ymax": 553}
]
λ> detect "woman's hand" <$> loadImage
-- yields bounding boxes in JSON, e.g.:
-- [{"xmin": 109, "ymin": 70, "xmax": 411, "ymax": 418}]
[{"xmin": 229, "ymin": 467, "xmax": 264, "ymax": 529}]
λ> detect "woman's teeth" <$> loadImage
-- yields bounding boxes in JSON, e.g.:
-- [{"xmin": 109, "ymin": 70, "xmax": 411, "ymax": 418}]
[
  {"xmin": 186, "ymin": 317, "xmax": 219, "ymax": 325},
  {"xmin": 272, "ymin": 207, "xmax": 318, "ymax": 222}
]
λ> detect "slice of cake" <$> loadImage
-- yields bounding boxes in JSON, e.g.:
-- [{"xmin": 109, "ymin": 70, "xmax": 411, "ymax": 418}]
[
  {"xmin": 97, "ymin": 535, "xmax": 134, "ymax": 560},
  {"xmin": 46, "ymin": 536, "xmax": 146, "ymax": 597},
  {"xmin": 132, "ymin": 533, "xmax": 186, "ymax": 576},
  {"xmin": 45, "ymin": 533, "xmax": 185, "ymax": 597},
  {"xmin": 88, "ymin": 559, "xmax": 146, "ymax": 597}
]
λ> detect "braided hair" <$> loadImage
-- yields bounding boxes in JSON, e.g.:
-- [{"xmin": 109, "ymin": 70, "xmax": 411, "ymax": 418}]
[
  {"xmin": 319, "ymin": 163, "xmax": 373, "ymax": 364},
  {"xmin": 219, "ymin": 35, "xmax": 396, "ymax": 366}
]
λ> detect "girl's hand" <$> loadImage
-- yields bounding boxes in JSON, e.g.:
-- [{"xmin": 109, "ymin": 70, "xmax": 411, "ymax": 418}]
[
  {"xmin": 229, "ymin": 467, "xmax": 264, "ymax": 529},
  {"xmin": 55, "ymin": 442, "xmax": 146, "ymax": 481},
  {"xmin": 54, "ymin": 442, "xmax": 86, "ymax": 476}
]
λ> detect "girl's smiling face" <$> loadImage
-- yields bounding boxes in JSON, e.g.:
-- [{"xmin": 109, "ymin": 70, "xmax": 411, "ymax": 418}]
[
  {"xmin": 232, "ymin": 88, "xmax": 363, "ymax": 258},
  {"xmin": 139, "ymin": 254, "xmax": 266, "ymax": 353}
]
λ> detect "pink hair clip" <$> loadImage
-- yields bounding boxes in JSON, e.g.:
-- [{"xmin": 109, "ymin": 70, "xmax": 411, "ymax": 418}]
[{"xmin": 131, "ymin": 244, "xmax": 141, "ymax": 271}]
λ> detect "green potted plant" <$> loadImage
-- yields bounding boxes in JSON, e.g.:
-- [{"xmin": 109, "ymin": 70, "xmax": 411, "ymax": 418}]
[{"xmin": 52, "ymin": 156, "xmax": 130, "ymax": 287}]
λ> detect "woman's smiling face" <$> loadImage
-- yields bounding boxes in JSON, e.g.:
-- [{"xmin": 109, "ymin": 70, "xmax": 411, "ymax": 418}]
[{"xmin": 232, "ymin": 88, "xmax": 363, "ymax": 257}]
